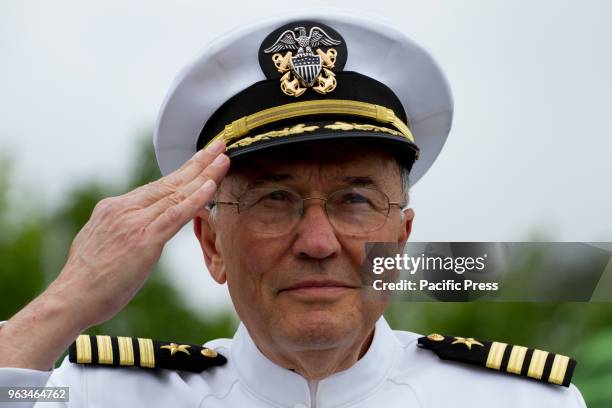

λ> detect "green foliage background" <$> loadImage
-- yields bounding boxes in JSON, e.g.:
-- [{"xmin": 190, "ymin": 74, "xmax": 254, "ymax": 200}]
[{"xmin": 0, "ymin": 137, "xmax": 610, "ymax": 406}]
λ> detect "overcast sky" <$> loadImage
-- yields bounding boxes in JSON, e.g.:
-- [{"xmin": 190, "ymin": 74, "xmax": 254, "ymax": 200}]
[{"xmin": 1, "ymin": 0, "xmax": 611, "ymax": 312}]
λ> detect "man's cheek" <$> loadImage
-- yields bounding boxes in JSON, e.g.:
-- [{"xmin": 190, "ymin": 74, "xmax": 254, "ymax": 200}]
[
  {"xmin": 231, "ymin": 235, "xmax": 278, "ymax": 279},
  {"xmin": 338, "ymin": 238, "xmax": 369, "ymax": 268},
  {"xmin": 242, "ymin": 233, "xmax": 286, "ymax": 257}
]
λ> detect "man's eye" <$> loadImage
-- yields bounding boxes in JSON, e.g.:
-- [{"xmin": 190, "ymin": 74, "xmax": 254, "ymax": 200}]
[
  {"xmin": 340, "ymin": 193, "xmax": 371, "ymax": 205},
  {"xmin": 261, "ymin": 190, "xmax": 292, "ymax": 201}
]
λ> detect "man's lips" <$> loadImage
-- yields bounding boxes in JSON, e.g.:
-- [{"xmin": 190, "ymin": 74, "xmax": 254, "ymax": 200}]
[{"xmin": 279, "ymin": 280, "xmax": 359, "ymax": 293}]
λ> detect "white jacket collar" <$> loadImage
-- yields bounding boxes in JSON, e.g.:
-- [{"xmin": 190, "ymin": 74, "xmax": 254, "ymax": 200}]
[{"xmin": 230, "ymin": 316, "xmax": 400, "ymax": 407}]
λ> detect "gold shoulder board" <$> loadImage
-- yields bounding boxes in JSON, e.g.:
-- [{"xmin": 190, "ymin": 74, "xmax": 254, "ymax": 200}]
[
  {"xmin": 68, "ymin": 334, "xmax": 226, "ymax": 373},
  {"xmin": 418, "ymin": 333, "xmax": 576, "ymax": 387}
]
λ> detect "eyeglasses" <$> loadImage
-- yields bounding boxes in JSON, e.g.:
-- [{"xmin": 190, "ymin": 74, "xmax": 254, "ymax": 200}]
[{"xmin": 211, "ymin": 186, "xmax": 406, "ymax": 236}]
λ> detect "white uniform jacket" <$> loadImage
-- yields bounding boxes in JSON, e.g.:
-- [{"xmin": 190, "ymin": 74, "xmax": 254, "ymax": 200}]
[{"xmin": 0, "ymin": 318, "xmax": 586, "ymax": 407}]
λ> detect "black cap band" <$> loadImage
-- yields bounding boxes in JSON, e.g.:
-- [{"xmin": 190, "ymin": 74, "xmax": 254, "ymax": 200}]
[{"xmin": 197, "ymin": 71, "xmax": 409, "ymax": 151}]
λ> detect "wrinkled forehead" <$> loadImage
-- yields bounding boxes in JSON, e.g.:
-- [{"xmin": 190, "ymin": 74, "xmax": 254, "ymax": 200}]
[{"xmin": 224, "ymin": 142, "xmax": 402, "ymax": 193}]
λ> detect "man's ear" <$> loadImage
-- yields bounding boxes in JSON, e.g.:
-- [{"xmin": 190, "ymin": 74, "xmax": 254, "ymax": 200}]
[
  {"xmin": 398, "ymin": 208, "xmax": 414, "ymax": 245},
  {"xmin": 193, "ymin": 210, "xmax": 227, "ymax": 284}
]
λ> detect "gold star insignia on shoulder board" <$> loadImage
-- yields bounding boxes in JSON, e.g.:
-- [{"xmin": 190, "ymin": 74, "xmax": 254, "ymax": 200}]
[
  {"xmin": 161, "ymin": 343, "xmax": 191, "ymax": 355},
  {"xmin": 451, "ymin": 337, "xmax": 484, "ymax": 350},
  {"xmin": 68, "ymin": 334, "xmax": 227, "ymax": 373},
  {"xmin": 417, "ymin": 333, "xmax": 577, "ymax": 387}
]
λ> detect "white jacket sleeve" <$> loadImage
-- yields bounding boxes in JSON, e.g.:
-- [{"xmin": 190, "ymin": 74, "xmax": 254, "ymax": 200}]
[
  {"xmin": 0, "ymin": 356, "xmax": 86, "ymax": 408},
  {"xmin": 0, "ymin": 320, "xmax": 85, "ymax": 408}
]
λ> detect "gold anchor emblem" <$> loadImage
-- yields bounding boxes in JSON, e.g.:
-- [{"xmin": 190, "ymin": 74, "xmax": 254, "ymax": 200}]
[
  {"xmin": 451, "ymin": 337, "xmax": 484, "ymax": 350},
  {"xmin": 272, "ymin": 49, "xmax": 338, "ymax": 97},
  {"xmin": 279, "ymin": 70, "xmax": 307, "ymax": 97},
  {"xmin": 313, "ymin": 67, "xmax": 337, "ymax": 94},
  {"xmin": 160, "ymin": 343, "xmax": 191, "ymax": 355}
]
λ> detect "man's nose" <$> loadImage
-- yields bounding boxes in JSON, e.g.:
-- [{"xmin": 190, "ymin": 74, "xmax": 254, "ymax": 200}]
[{"xmin": 292, "ymin": 200, "xmax": 341, "ymax": 259}]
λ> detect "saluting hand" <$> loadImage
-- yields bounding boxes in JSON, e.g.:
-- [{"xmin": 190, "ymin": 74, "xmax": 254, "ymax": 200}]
[
  {"xmin": 0, "ymin": 139, "xmax": 229, "ymax": 371},
  {"xmin": 51, "ymin": 139, "xmax": 230, "ymax": 329}
]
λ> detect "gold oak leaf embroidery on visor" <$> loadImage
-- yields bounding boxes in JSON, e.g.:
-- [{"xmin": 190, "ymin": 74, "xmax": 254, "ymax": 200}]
[
  {"xmin": 324, "ymin": 121, "xmax": 403, "ymax": 136},
  {"xmin": 227, "ymin": 124, "xmax": 320, "ymax": 150},
  {"xmin": 226, "ymin": 121, "xmax": 407, "ymax": 151}
]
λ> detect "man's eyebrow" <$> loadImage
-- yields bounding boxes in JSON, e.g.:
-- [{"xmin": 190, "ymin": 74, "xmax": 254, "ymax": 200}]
[
  {"xmin": 244, "ymin": 174, "xmax": 379, "ymax": 189},
  {"xmin": 341, "ymin": 176, "xmax": 379, "ymax": 187},
  {"xmin": 248, "ymin": 174, "xmax": 293, "ymax": 187}
]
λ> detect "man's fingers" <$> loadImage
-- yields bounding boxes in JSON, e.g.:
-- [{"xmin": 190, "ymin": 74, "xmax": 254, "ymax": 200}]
[
  {"xmin": 144, "ymin": 178, "xmax": 218, "ymax": 243},
  {"xmin": 140, "ymin": 153, "xmax": 229, "ymax": 222},
  {"xmin": 123, "ymin": 140, "xmax": 226, "ymax": 206}
]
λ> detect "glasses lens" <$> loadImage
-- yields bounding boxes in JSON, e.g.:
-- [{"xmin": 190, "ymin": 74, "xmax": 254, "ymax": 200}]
[
  {"xmin": 238, "ymin": 187, "xmax": 301, "ymax": 234},
  {"xmin": 327, "ymin": 187, "xmax": 390, "ymax": 234}
]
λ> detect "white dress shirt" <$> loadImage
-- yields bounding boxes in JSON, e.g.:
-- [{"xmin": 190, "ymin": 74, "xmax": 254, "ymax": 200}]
[{"xmin": 0, "ymin": 318, "xmax": 586, "ymax": 407}]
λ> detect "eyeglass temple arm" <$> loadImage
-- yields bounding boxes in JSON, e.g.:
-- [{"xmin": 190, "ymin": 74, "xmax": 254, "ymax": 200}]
[
  {"xmin": 208, "ymin": 200, "xmax": 239, "ymax": 209},
  {"xmin": 390, "ymin": 202, "xmax": 410, "ymax": 211}
]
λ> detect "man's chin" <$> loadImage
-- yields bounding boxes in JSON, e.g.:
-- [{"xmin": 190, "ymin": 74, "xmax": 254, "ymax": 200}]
[{"xmin": 275, "ymin": 307, "xmax": 362, "ymax": 350}]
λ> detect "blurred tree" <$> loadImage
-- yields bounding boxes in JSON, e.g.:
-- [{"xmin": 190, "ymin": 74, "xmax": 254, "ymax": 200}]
[
  {"xmin": 572, "ymin": 328, "xmax": 612, "ymax": 407},
  {"xmin": 0, "ymin": 156, "xmax": 47, "ymax": 318}
]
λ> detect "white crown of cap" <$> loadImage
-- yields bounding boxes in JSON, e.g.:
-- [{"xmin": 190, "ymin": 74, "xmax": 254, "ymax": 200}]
[{"xmin": 154, "ymin": 10, "xmax": 453, "ymax": 186}]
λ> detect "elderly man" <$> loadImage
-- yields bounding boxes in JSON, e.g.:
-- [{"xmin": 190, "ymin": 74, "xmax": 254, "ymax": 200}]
[{"xmin": 0, "ymin": 12, "xmax": 585, "ymax": 407}]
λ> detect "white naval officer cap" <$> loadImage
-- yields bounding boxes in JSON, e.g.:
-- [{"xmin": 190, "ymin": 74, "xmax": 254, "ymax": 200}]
[{"xmin": 154, "ymin": 11, "xmax": 453, "ymax": 186}]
